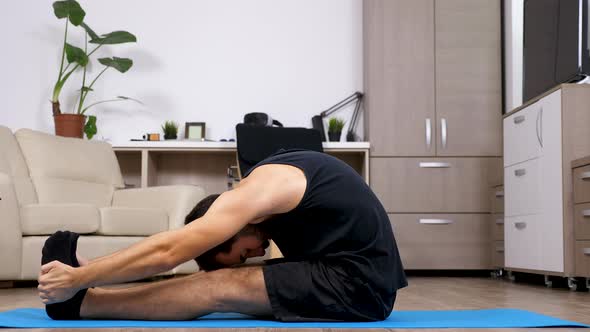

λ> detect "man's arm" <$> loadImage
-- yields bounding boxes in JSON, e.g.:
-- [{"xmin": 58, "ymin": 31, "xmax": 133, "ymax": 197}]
[
  {"xmin": 38, "ymin": 164, "xmax": 305, "ymax": 303},
  {"xmin": 79, "ymin": 183, "xmax": 274, "ymax": 288}
]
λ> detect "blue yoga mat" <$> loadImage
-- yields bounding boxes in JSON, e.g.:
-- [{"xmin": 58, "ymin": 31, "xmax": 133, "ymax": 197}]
[{"xmin": 0, "ymin": 308, "xmax": 587, "ymax": 328}]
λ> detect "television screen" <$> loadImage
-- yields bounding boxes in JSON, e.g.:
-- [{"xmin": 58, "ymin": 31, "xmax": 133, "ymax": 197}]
[{"xmin": 523, "ymin": 0, "xmax": 588, "ymax": 102}]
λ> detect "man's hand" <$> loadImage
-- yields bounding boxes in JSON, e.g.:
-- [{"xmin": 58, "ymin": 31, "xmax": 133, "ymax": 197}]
[{"xmin": 37, "ymin": 261, "xmax": 82, "ymax": 304}]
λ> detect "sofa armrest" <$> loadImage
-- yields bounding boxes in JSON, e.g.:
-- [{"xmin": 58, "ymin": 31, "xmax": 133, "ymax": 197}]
[
  {"xmin": 112, "ymin": 185, "xmax": 206, "ymax": 230},
  {"xmin": 0, "ymin": 173, "xmax": 23, "ymax": 279}
]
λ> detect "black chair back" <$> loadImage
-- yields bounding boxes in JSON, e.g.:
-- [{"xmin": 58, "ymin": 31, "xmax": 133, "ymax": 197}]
[{"xmin": 235, "ymin": 124, "xmax": 323, "ymax": 176}]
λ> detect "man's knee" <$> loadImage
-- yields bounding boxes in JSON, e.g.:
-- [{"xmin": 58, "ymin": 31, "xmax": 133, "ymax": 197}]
[
  {"xmin": 211, "ymin": 266, "xmax": 265, "ymax": 290},
  {"xmin": 203, "ymin": 266, "xmax": 269, "ymax": 311}
]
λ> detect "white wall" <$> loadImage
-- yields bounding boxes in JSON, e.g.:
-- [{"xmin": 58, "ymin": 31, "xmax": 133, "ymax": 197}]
[
  {"xmin": 0, "ymin": 0, "xmax": 363, "ymax": 143},
  {"xmin": 504, "ymin": 0, "xmax": 523, "ymax": 113}
]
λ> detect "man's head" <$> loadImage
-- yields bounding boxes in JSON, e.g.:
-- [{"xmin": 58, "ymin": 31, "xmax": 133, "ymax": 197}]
[{"xmin": 184, "ymin": 194, "xmax": 269, "ymax": 271}]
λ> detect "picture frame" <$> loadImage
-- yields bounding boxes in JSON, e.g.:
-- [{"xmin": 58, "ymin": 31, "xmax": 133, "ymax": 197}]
[{"xmin": 185, "ymin": 122, "xmax": 206, "ymax": 140}]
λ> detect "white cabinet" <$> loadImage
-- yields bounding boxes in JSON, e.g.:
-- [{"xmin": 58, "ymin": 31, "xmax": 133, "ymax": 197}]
[
  {"xmin": 503, "ymin": 104, "xmax": 542, "ymax": 167},
  {"xmin": 505, "ymin": 159, "xmax": 541, "ymax": 217},
  {"xmin": 505, "ymin": 215, "xmax": 542, "ymax": 270},
  {"xmin": 503, "ymin": 89, "xmax": 564, "ymax": 273}
]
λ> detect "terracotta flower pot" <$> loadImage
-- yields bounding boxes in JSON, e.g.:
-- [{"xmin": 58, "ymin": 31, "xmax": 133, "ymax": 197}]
[{"xmin": 54, "ymin": 114, "xmax": 86, "ymax": 138}]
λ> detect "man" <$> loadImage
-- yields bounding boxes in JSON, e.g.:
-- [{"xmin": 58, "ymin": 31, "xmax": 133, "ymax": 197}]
[{"xmin": 38, "ymin": 149, "xmax": 407, "ymax": 321}]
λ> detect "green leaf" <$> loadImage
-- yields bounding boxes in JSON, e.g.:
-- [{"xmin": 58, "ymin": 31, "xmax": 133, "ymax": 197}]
[
  {"xmin": 81, "ymin": 86, "xmax": 93, "ymax": 92},
  {"xmin": 80, "ymin": 22, "xmax": 99, "ymax": 40},
  {"xmin": 53, "ymin": 0, "xmax": 85, "ymax": 26},
  {"xmin": 98, "ymin": 57, "xmax": 133, "ymax": 73},
  {"xmin": 84, "ymin": 115, "xmax": 97, "ymax": 139},
  {"xmin": 90, "ymin": 31, "xmax": 137, "ymax": 45},
  {"xmin": 65, "ymin": 43, "xmax": 88, "ymax": 66}
]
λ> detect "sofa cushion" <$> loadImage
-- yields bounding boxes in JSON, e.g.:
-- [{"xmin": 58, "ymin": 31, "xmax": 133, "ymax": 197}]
[
  {"xmin": 98, "ymin": 207, "xmax": 168, "ymax": 236},
  {"xmin": 0, "ymin": 173, "xmax": 23, "ymax": 279},
  {"xmin": 15, "ymin": 129, "xmax": 124, "ymax": 187},
  {"xmin": 0, "ymin": 126, "xmax": 37, "ymax": 205},
  {"xmin": 20, "ymin": 203, "xmax": 100, "ymax": 235},
  {"xmin": 15, "ymin": 128, "xmax": 124, "ymax": 206},
  {"xmin": 33, "ymin": 177, "xmax": 115, "ymax": 208}
]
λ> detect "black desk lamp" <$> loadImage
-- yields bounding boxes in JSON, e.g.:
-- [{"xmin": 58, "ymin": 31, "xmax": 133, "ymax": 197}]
[{"xmin": 312, "ymin": 92, "xmax": 364, "ymax": 142}]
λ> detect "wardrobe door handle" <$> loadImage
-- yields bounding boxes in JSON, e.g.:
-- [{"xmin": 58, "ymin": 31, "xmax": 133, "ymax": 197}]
[
  {"xmin": 514, "ymin": 115, "xmax": 525, "ymax": 124},
  {"xmin": 582, "ymin": 210, "xmax": 590, "ymax": 217},
  {"xmin": 515, "ymin": 221, "xmax": 527, "ymax": 229},
  {"xmin": 495, "ymin": 190, "xmax": 504, "ymax": 198},
  {"xmin": 496, "ymin": 246, "xmax": 505, "ymax": 253},
  {"xmin": 425, "ymin": 118, "xmax": 432, "ymax": 150},
  {"xmin": 419, "ymin": 162, "xmax": 451, "ymax": 168},
  {"xmin": 514, "ymin": 169, "xmax": 526, "ymax": 177},
  {"xmin": 495, "ymin": 218, "xmax": 504, "ymax": 225},
  {"xmin": 580, "ymin": 172, "xmax": 590, "ymax": 180},
  {"xmin": 419, "ymin": 219, "xmax": 454, "ymax": 225},
  {"xmin": 441, "ymin": 118, "xmax": 447, "ymax": 149},
  {"xmin": 583, "ymin": 248, "xmax": 590, "ymax": 255},
  {"xmin": 536, "ymin": 107, "xmax": 543, "ymax": 147}
]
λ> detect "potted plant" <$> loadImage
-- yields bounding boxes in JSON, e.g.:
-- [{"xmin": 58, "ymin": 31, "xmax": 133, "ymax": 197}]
[
  {"xmin": 162, "ymin": 121, "xmax": 179, "ymax": 140},
  {"xmin": 51, "ymin": 0, "xmax": 137, "ymax": 139},
  {"xmin": 328, "ymin": 117, "xmax": 346, "ymax": 142}
]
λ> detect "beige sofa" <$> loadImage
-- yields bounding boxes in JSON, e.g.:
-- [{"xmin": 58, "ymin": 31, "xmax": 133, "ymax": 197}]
[{"xmin": 0, "ymin": 126, "xmax": 205, "ymax": 281}]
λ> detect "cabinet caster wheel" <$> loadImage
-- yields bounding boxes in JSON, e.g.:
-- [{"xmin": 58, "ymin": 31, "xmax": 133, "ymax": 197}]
[
  {"xmin": 544, "ymin": 275, "xmax": 553, "ymax": 288},
  {"xmin": 568, "ymin": 277, "xmax": 576, "ymax": 291},
  {"xmin": 490, "ymin": 269, "xmax": 503, "ymax": 279},
  {"xmin": 569, "ymin": 277, "xmax": 589, "ymax": 292},
  {"xmin": 507, "ymin": 271, "xmax": 515, "ymax": 282}
]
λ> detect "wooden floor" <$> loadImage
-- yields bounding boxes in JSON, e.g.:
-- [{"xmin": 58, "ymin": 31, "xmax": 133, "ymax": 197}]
[{"xmin": 0, "ymin": 276, "xmax": 589, "ymax": 331}]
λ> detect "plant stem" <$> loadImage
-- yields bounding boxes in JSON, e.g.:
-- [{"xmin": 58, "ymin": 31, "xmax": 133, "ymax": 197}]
[
  {"xmin": 63, "ymin": 63, "xmax": 72, "ymax": 74},
  {"xmin": 87, "ymin": 67, "xmax": 109, "ymax": 91},
  {"xmin": 52, "ymin": 64, "xmax": 80, "ymax": 101},
  {"xmin": 71, "ymin": 93, "xmax": 80, "ymax": 113},
  {"xmin": 87, "ymin": 43, "xmax": 104, "ymax": 57},
  {"xmin": 72, "ymin": 43, "xmax": 104, "ymax": 112},
  {"xmin": 57, "ymin": 19, "xmax": 69, "ymax": 84},
  {"xmin": 79, "ymin": 66, "xmax": 109, "ymax": 114},
  {"xmin": 77, "ymin": 33, "xmax": 89, "ymax": 114},
  {"xmin": 52, "ymin": 19, "xmax": 70, "ymax": 108}
]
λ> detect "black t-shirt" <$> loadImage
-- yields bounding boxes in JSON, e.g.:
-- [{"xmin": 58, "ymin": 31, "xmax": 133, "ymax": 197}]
[{"xmin": 244, "ymin": 149, "xmax": 407, "ymax": 297}]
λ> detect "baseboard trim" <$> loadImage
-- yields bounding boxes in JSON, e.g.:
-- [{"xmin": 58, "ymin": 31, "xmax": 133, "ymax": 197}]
[{"xmin": 0, "ymin": 281, "xmax": 14, "ymax": 289}]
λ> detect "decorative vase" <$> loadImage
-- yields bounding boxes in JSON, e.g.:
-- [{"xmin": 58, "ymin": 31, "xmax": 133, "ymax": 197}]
[
  {"xmin": 164, "ymin": 134, "xmax": 177, "ymax": 140},
  {"xmin": 54, "ymin": 114, "xmax": 86, "ymax": 138},
  {"xmin": 328, "ymin": 131, "xmax": 341, "ymax": 142}
]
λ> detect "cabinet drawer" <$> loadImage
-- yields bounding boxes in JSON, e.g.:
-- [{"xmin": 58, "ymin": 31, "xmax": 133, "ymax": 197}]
[
  {"xmin": 371, "ymin": 158, "xmax": 493, "ymax": 213},
  {"xmin": 505, "ymin": 215, "xmax": 541, "ymax": 271},
  {"xmin": 575, "ymin": 241, "xmax": 590, "ymax": 277},
  {"xmin": 492, "ymin": 241, "xmax": 504, "ymax": 268},
  {"xmin": 505, "ymin": 159, "xmax": 540, "ymax": 217},
  {"xmin": 389, "ymin": 214, "xmax": 491, "ymax": 269},
  {"xmin": 574, "ymin": 203, "xmax": 590, "ymax": 240},
  {"xmin": 491, "ymin": 214, "xmax": 504, "ymax": 241},
  {"xmin": 504, "ymin": 104, "xmax": 542, "ymax": 167},
  {"xmin": 573, "ymin": 165, "xmax": 590, "ymax": 204},
  {"xmin": 491, "ymin": 186, "xmax": 504, "ymax": 213}
]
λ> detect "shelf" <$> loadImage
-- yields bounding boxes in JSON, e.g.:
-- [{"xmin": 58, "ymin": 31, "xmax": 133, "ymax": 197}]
[{"xmin": 111, "ymin": 140, "xmax": 370, "ymax": 151}]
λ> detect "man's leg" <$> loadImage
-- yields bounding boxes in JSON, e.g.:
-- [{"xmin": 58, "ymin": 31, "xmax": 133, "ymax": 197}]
[{"xmin": 80, "ymin": 266, "xmax": 272, "ymax": 320}]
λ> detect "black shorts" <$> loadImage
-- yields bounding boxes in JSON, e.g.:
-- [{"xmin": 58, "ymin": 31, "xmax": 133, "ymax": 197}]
[{"xmin": 262, "ymin": 258, "xmax": 396, "ymax": 322}]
